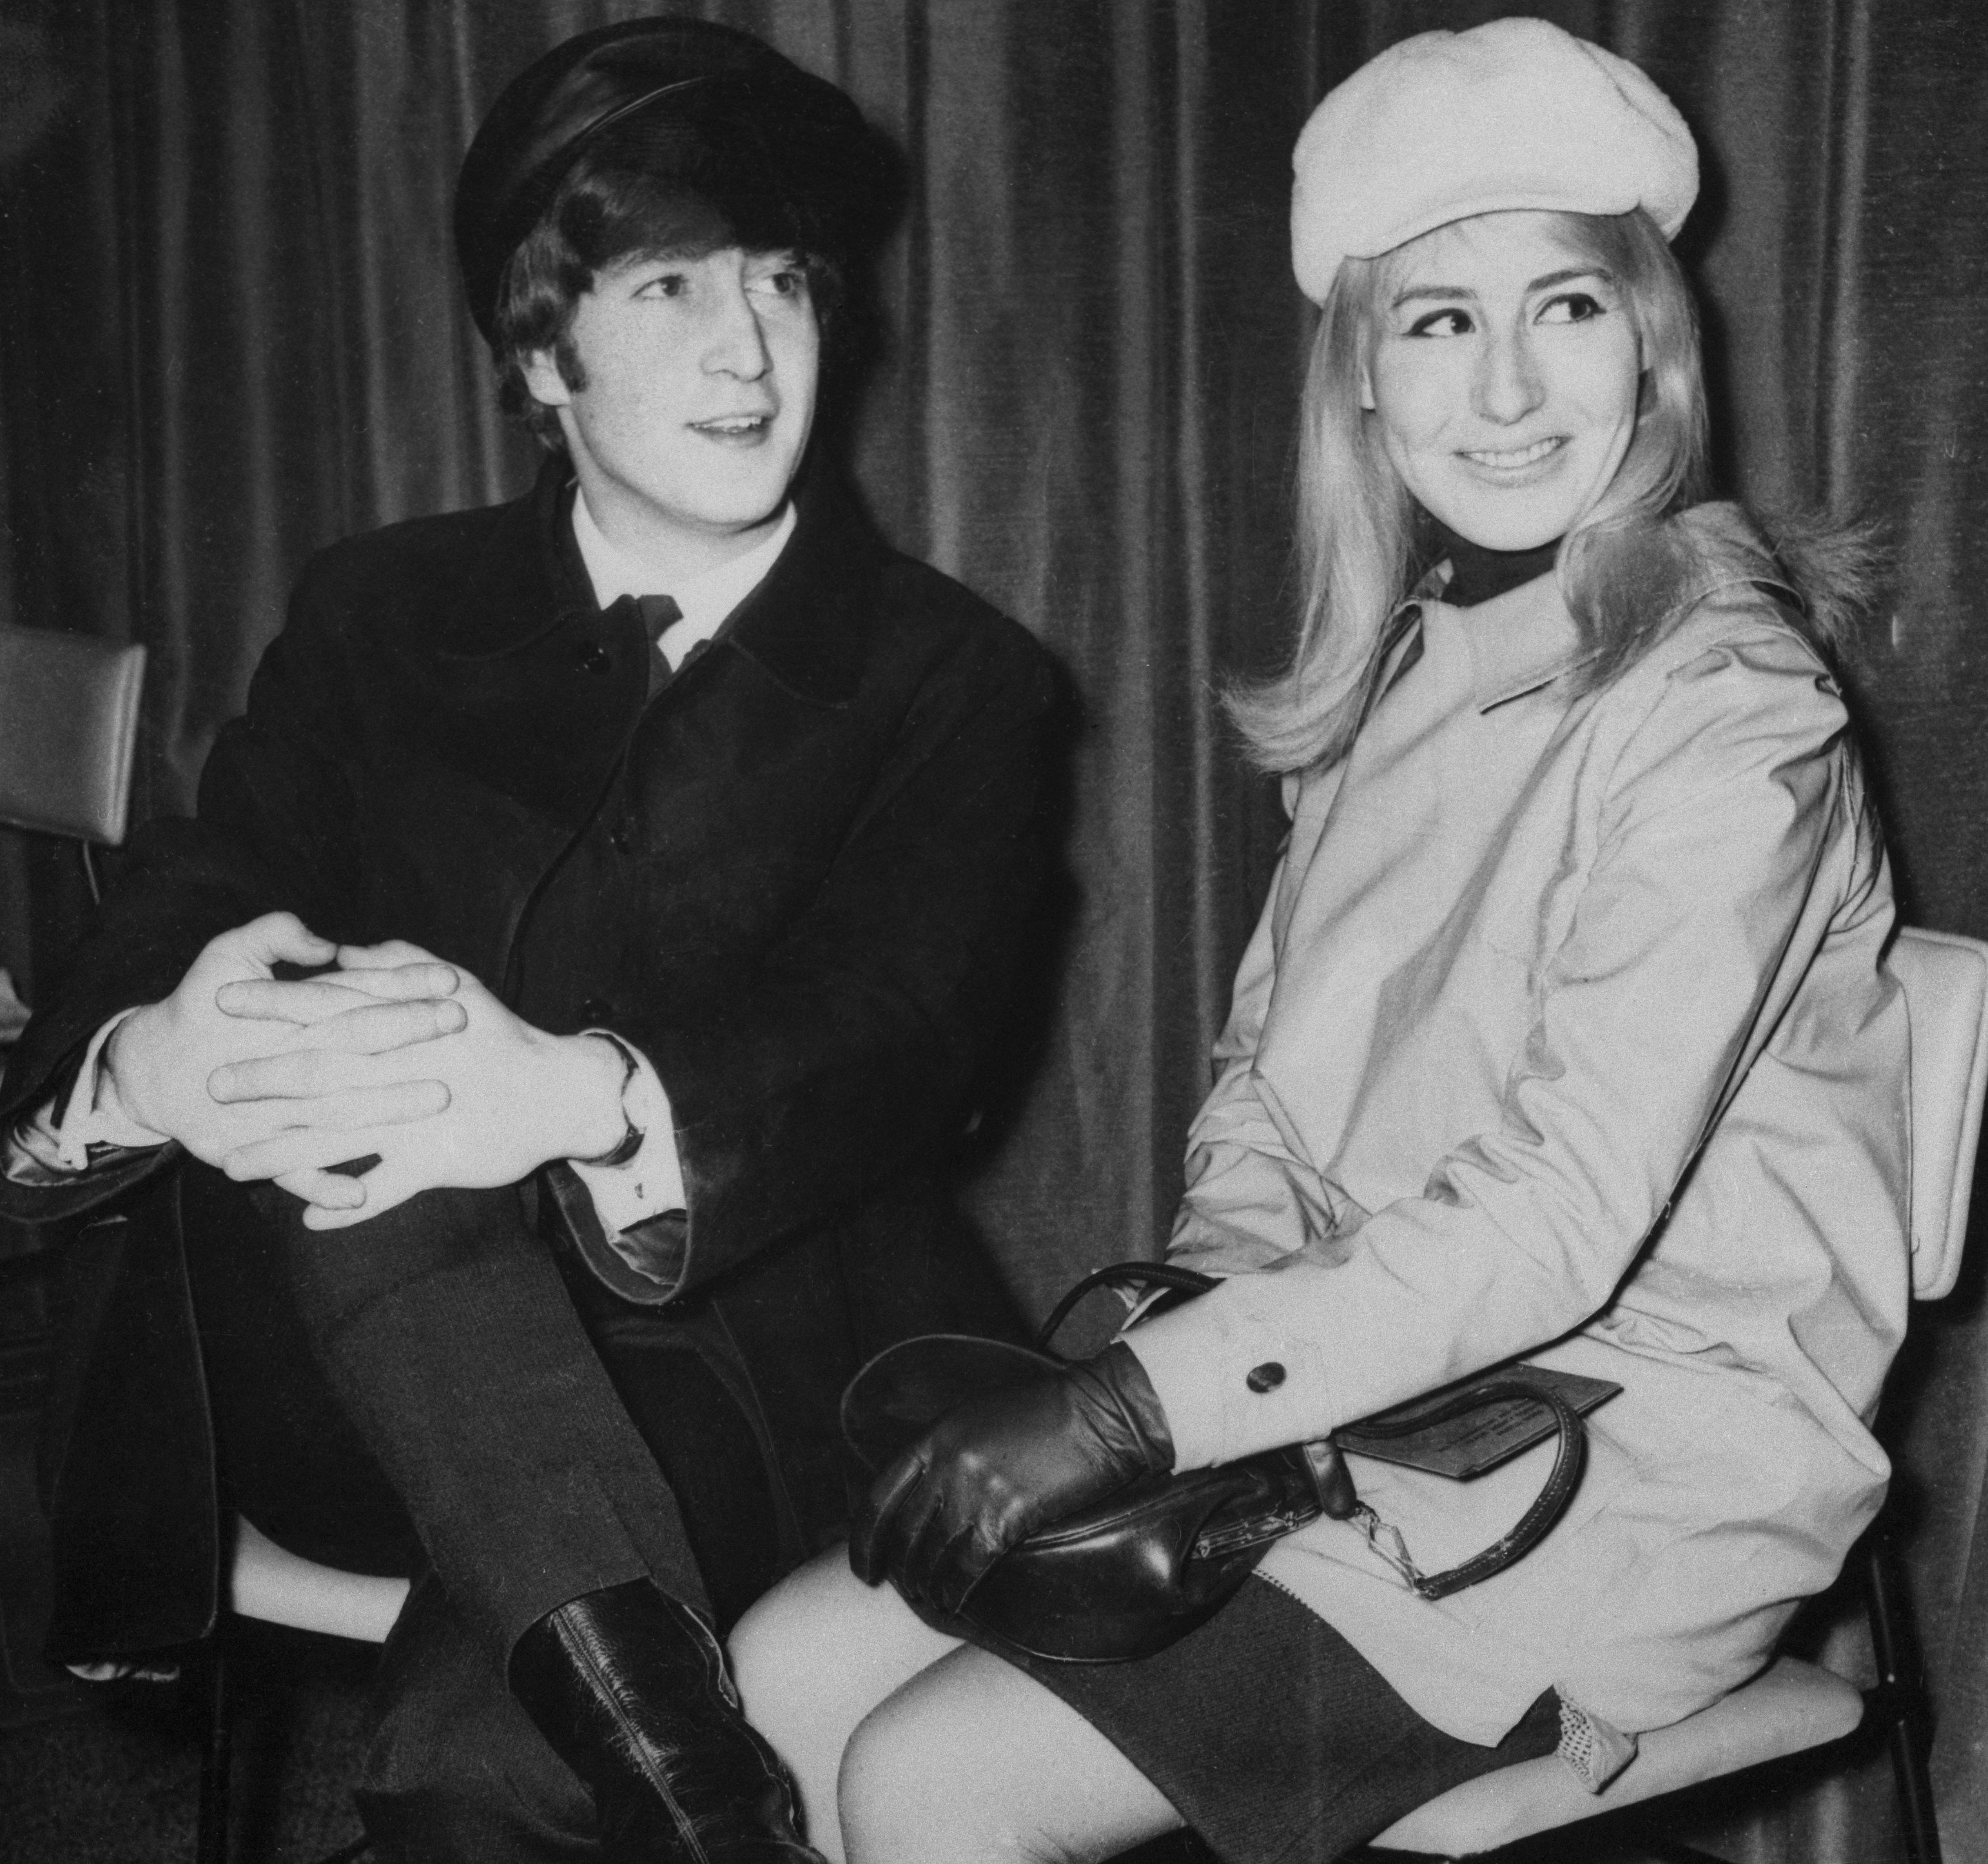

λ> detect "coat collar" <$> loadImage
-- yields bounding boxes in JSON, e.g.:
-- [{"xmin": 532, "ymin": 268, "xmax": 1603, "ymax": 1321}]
[
  {"xmin": 1401, "ymin": 557, "xmax": 1596, "ymax": 712},
  {"xmin": 1434, "ymin": 567, "xmax": 1602, "ymax": 713},
  {"xmin": 436, "ymin": 455, "xmax": 592, "ymax": 658},
  {"xmin": 1422, "ymin": 504, "xmax": 1801, "ymax": 714},
  {"xmin": 440, "ymin": 451, "xmax": 886, "ymax": 707},
  {"xmin": 716, "ymin": 461, "xmax": 886, "ymax": 707}
]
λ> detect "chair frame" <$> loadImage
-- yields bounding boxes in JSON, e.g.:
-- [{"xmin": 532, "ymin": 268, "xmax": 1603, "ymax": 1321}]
[
  {"xmin": 1343, "ymin": 924, "xmax": 1987, "ymax": 1863},
  {"xmin": 1346, "ymin": 1524, "xmax": 1942, "ymax": 1863},
  {"xmin": 191, "ymin": 1624, "xmax": 373, "ymax": 1864},
  {"xmin": 193, "ymin": 1516, "xmax": 406, "ymax": 1864}
]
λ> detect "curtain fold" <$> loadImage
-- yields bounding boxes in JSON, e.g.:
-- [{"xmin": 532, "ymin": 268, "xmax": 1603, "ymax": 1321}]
[{"xmin": 5, "ymin": 2, "xmax": 1988, "ymax": 1854}]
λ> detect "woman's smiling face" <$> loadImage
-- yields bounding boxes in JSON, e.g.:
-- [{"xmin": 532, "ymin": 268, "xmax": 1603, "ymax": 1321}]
[{"xmin": 1361, "ymin": 211, "xmax": 1644, "ymax": 552}]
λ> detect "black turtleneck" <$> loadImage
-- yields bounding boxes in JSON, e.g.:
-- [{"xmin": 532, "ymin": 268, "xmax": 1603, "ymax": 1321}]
[{"xmin": 1432, "ymin": 522, "xmax": 1562, "ymax": 609}]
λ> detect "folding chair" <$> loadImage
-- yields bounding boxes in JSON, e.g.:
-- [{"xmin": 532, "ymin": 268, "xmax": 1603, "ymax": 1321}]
[
  {"xmin": 0, "ymin": 622, "xmax": 402, "ymax": 1861},
  {"xmin": 1359, "ymin": 923, "xmax": 1988, "ymax": 1863},
  {"xmin": 194, "ymin": 1517, "xmax": 409, "ymax": 1864},
  {"xmin": 0, "ymin": 620, "xmax": 145, "ymax": 900}
]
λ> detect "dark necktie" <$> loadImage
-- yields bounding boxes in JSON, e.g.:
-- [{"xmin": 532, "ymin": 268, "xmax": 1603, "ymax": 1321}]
[{"xmin": 634, "ymin": 593, "xmax": 683, "ymax": 699}]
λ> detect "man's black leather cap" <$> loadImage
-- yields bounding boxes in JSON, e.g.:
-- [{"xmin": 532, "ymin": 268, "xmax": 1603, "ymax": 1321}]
[{"xmin": 454, "ymin": 15, "xmax": 898, "ymax": 344}]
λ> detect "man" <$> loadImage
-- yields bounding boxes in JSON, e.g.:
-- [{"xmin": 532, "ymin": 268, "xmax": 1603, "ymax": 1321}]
[{"xmin": 2, "ymin": 19, "xmax": 1058, "ymax": 1861}]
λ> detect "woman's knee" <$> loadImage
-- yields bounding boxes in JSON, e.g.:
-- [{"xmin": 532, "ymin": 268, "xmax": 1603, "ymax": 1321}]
[
  {"xmin": 835, "ymin": 1651, "xmax": 1178, "ymax": 1864},
  {"xmin": 835, "ymin": 1695, "xmax": 1067, "ymax": 1864},
  {"xmin": 730, "ymin": 1551, "xmax": 964, "ymax": 1859},
  {"xmin": 730, "ymin": 1550, "xmax": 917, "ymax": 1723},
  {"xmin": 838, "ymin": 1692, "xmax": 1017, "ymax": 1864}
]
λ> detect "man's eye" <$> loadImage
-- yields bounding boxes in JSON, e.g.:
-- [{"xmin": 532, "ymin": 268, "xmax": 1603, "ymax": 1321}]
[
  {"xmin": 636, "ymin": 273, "xmax": 690, "ymax": 299},
  {"xmin": 1406, "ymin": 308, "xmax": 1472, "ymax": 338},
  {"xmin": 750, "ymin": 268, "xmax": 808, "ymax": 300},
  {"xmin": 1537, "ymin": 292, "xmax": 1604, "ymax": 324}
]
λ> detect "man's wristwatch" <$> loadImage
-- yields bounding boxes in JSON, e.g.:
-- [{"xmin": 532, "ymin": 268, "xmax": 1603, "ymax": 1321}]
[{"xmin": 574, "ymin": 1030, "xmax": 645, "ymax": 1168}]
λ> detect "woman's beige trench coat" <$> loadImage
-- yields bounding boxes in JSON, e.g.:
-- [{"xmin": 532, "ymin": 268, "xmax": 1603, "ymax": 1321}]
[{"xmin": 1127, "ymin": 507, "xmax": 1911, "ymax": 1750}]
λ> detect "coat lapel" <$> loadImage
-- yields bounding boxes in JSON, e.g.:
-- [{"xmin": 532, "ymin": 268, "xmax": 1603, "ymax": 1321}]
[
  {"xmin": 425, "ymin": 456, "xmax": 887, "ymax": 832},
  {"xmin": 717, "ymin": 466, "xmax": 888, "ymax": 707},
  {"xmin": 428, "ymin": 460, "xmax": 648, "ymax": 829}
]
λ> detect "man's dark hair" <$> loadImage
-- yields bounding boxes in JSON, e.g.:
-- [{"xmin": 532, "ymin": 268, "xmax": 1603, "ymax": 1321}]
[{"xmin": 492, "ymin": 112, "xmax": 852, "ymax": 449}]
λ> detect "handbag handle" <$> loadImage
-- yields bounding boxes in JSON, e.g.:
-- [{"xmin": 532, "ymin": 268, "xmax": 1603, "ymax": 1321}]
[
  {"xmin": 1035, "ymin": 1260, "xmax": 1587, "ymax": 1602},
  {"xmin": 1035, "ymin": 1261, "xmax": 1222, "ymax": 1352},
  {"xmin": 1338, "ymin": 1375, "xmax": 1586, "ymax": 1600}
]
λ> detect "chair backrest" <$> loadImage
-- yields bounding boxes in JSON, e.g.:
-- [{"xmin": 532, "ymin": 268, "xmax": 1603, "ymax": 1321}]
[
  {"xmin": 0, "ymin": 622, "xmax": 146, "ymax": 844},
  {"xmin": 1887, "ymin": 925, "xmax": 1988, "ymax": 1300}
]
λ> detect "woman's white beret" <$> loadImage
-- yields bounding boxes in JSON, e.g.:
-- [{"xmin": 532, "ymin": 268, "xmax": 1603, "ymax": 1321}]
[{"xmin": 1291, "ymin": 17, "xmax": 1698, "ymax": 305}]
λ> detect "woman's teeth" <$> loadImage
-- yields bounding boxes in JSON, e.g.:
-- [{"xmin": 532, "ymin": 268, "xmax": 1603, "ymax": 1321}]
[
  {"xmin": 1462, "ymin": 437, "xmax": 1562, "ymax": 469},
  {"xmin": 694, "ymin": 415, "xmax": 768, "ymax": 435}
]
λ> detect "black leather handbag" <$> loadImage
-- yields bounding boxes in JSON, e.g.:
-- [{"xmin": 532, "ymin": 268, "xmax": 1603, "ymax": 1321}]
[{"xmin": 841, "ymin": 1261, "xmax": 1603, "ymax": 1663}]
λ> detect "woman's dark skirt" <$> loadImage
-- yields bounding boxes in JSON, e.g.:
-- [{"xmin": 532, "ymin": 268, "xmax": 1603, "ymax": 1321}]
[{"xmin": 995, "ymin": 1575, "xmax": 1561, "ymax": 1864}]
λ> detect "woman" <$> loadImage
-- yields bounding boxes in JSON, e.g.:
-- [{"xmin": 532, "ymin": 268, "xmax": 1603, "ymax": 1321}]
[{"xmin": 731, "ymin": 21, "xmax": 1910, "ymax": 1864}]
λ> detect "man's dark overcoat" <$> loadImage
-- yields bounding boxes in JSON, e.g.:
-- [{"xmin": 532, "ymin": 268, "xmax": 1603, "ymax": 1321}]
[{"xmin": 1, "ymin": 455, "xmax": 1059, "ymax": 1662}]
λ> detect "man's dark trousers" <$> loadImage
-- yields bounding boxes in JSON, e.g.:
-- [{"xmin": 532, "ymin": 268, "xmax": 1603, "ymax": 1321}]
[
  {"xmin": 179, "ymin": 1168, "xmax": 765, "ymax": 1642},
  {"xmin": 180, "ymin": 1164, "xmax": 788, "ymax": 1861}
]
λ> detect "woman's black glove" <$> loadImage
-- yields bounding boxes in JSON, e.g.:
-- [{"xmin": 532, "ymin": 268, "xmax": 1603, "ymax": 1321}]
[{"xmin": 848, "ymin": 1342, "xmax": 1174, "ymax": 1616}]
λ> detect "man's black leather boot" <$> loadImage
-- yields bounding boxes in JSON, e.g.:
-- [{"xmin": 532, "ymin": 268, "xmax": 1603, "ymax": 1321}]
[{"xmin": 508, "ymin": 1578, "xmax": 823, "ymax": 1863}]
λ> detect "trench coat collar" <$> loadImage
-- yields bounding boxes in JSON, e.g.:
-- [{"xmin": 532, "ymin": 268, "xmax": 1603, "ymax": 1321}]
[
  {"xmin": 439, "ymin": 452, "xmax": 884, "ymax": 707},
  {"xmin": 1399, "ymin": 553, "xmax": 1598, "ymax": 712},
  {"xmin": 1437, "ymin": 567, "xmax": 1600, "ymax": 713},
  {"xmin": 1378, "ymin": 565, "xmax": 1589, "ymax": 716},
  {"xmin": 1436, "ymin": 504, "xmax": 1803, "ymax": 715}
]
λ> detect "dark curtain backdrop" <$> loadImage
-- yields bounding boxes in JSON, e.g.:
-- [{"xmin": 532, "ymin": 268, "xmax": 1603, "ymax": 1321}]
[{"xmin": 3, "ymin": 1, "xmax": 1988, "ymax": 1856}]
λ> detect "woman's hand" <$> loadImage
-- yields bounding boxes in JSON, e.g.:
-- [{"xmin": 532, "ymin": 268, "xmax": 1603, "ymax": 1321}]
[{"xmin": 849, "ymin": 1343, "xmax": 1175, "ymax": 1615}]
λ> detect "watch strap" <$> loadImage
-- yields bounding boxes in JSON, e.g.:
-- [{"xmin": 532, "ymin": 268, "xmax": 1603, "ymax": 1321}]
[{"xmin": 573, "ymin": 1030, "xmax": 645, "ymax": 1168}]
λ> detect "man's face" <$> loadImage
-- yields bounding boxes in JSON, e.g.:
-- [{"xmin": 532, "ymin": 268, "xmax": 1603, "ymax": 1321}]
[{"xmin": 524, "ymin": 246, "xmax": 821, "ymax": 573}]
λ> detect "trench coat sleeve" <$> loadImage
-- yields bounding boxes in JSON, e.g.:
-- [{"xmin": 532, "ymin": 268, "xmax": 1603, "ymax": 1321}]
[
  {"xmin": 599, "ymin": 623, "xmax": 1061, "ymax": 1300},
  {"xmin": 1129, "ymin": 627, "xmax": 1887, "ymax": 1472},
  {"xmin": 1165, "ymin": 868, "xmax": 1347, "ymax": 1277}
]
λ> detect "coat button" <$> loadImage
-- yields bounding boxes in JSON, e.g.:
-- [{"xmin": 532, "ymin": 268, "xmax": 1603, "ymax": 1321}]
[
  {"xmin": 575, "ymin": 642, "xmax": 612, "ymax": 675},
  {"xmin": 609, "ymin": 821, "xmax": 633, "ymax": 855},
  {"xmin": 579, "ymin": 997, "xmax": 616, "ymax": 1026},
  {"xmin": 1246, "ymin": 1362, "xmax": 1286, "ymax": 1393}
]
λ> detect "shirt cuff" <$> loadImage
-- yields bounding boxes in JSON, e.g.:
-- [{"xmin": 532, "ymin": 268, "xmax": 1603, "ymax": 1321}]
[
  {"xmin": 565, "ymin": 1036, "xmax": 685, "ymax": 1236},
  {"xmin": 63, "ymin": 1008, "xmax": 171, "ymax": 1161},
  {"xmin": 5, "ymin": 1008, "xmax": 170, "ymax": 1185}
]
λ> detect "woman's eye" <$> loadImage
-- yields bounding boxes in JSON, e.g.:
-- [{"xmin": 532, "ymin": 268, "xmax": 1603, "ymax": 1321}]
[
  {"xmin": 1537, "ymin": 292, "xmax": 1604, "ymax": 324},
  {"xmin": 1406, "ymin": 308, "xmax": 1473, "ymax": 338}
]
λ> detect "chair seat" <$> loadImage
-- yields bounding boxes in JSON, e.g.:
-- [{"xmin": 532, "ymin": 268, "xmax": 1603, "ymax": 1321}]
[
  {"xmin": 1369, "ymin": 1658, "xmax": 1864, "ymax": 1856},
  {"xmin": 228, "ymin": 1517, "xmax": 409, "ymax": 1644}
]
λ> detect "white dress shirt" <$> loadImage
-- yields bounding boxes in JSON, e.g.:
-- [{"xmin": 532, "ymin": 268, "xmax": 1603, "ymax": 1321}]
[{"xmin": 572, "ymin": 484, "xmax": 794, "ymax": 672}]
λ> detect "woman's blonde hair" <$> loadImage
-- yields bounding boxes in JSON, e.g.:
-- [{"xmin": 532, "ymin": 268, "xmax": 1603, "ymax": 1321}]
[{"xmin": 1228, "ymin": 208, "xmax": 1863, "ymax": 773}]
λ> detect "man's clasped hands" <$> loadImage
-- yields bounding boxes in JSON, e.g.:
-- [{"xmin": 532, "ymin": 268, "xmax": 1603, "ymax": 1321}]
[{"xmin": 104, "ymin": 911, "xmax": 629, "ymax": 1230}]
